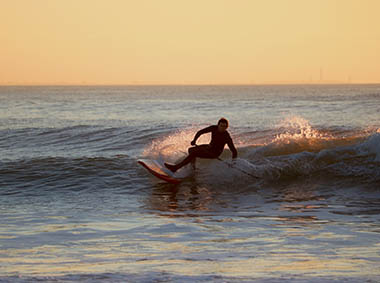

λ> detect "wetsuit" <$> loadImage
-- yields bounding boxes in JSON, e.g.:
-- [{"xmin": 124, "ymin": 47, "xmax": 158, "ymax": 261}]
[
  {"xmin": 191, "ymin": 125, "xmax": 238, "ymax": 159},
  {"xmin": 165, "ymin": 125, "xmax": 237, "ymax": 172}
]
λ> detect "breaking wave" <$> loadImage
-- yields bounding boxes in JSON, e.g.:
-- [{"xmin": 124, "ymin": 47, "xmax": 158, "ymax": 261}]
[{"xmin": 143, "ymin": 116, "xmax": 380, "ymax": 186}]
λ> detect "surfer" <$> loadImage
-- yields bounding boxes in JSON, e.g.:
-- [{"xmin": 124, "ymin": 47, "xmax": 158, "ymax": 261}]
[{"xmin": 164, "ymin": 118, "xmax": 238, "ymax": 173}]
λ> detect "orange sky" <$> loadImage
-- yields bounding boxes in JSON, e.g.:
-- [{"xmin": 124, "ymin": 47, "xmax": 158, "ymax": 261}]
[{"xmin": 1, "ymin": 0, "xmax": 379, "ymax": 85}]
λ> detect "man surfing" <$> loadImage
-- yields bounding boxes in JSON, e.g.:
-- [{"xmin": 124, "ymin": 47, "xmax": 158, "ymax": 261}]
[{"xmin": 164, "ymin": 118, "xmax": 238, "ymax": 173}]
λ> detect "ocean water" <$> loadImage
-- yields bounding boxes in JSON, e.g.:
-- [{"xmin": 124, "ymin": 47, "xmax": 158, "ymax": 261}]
[{"xmin": 0, "ymin": 85, "xmax": 379, "ymax": 282}]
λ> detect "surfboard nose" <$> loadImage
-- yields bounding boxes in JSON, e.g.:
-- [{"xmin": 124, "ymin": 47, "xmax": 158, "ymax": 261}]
[{"xmin": 138, "ymin": 160, "xmax": 182, "ymax": 184}]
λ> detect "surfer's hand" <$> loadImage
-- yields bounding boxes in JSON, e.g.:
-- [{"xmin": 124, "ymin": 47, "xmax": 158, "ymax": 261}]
[{"xmin": 191, "ymin": 140, "xmax": 196, "ymax": 146}]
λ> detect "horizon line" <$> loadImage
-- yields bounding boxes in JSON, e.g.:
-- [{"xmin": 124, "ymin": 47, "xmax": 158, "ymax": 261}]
[{"xmin": 1, "ymin": 82, "xmax": 380, "ymax": 87}]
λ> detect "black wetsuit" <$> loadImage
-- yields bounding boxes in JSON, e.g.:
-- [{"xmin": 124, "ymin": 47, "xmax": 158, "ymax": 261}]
[
  {"xmin": 165, "ymin": 125, "xmax": 238, "ymax": 172},
  {"xmin": 192, "ymin": 125, "xmax": 238, "ymax": 158}
]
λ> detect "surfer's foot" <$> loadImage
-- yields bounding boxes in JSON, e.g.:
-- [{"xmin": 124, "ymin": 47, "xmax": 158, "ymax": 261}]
[{"xmin": 164, "ymin": 163, "xmax": 178, "ymax": 173}]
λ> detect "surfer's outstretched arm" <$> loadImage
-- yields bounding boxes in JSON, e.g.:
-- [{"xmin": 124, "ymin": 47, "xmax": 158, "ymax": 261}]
[
  {"xmin": 192, "ymin": 126, "xmax": 213, "ymax": 144},
  {"xmin": 227, "ymin": 138, "xmax": 238, "ymax": 159}
]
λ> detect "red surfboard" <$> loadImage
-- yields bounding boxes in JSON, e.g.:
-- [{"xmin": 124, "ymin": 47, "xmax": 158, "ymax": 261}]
[{"xmin": 138, "ymin": 159, "xmax": 182, "ymax": 184}]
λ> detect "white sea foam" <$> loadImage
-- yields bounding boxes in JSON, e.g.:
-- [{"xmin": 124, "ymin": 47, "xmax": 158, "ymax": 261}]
[
  {"xmin": 274, "ymin": 115, "xmax": 331, "ymax": 142},
  {"xmin": 143, "ymin": 127, "xmax": 211, "ymax": 162}
]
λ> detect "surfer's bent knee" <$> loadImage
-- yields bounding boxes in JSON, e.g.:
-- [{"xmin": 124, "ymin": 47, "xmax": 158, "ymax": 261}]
[{"xmin": 188, "ymin": 146, "xmax": 197, "ymax": 155}]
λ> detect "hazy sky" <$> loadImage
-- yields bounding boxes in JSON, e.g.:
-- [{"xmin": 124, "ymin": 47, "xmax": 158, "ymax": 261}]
[{"xmin": 1, "ymin": 0, "xmax": 379, "ymax": 85}]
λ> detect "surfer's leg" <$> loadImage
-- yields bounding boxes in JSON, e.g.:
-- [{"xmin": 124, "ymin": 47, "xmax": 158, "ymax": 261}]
[
  {"xmin": 165, "ymin": 146, "xmax": 200, "ymax": 173},
  {"xmin": 174, "ymin": 146, "xmax": 200, "ymax": 169},
  {"xmin": 165, "ymin": 153, "xmax": 195, "ymax": 173},
  {"xmin": 165, "ymin": 145, "xmax": 215, "ymax": 173},
  {"xmin": 189, "ymin": 147, "xmax": 197, "ymax": 169},
  {"xmin": 191, "ymin": 159, "xmax": 196, "ymax": 170}
]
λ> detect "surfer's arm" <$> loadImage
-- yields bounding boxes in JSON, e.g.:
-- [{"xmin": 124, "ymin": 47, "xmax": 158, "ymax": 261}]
[
  {"xmin": 227, "ymin": 137, "xmax": 238, "ymax": 159},
  {"xmin": 192, "ymin": 126, "xmax": 213, "ymax": 144}
]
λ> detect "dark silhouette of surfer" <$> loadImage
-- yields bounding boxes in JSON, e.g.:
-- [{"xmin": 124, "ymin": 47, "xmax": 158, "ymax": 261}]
[{"xmin": 165, "ymin": 118, "xmax": 238, "ymax": 173}]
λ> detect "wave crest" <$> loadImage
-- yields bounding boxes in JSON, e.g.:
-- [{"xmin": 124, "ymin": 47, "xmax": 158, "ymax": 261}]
[{"xmin": 142, "ymin": 117, "xmax": 380, "ymax": 185}]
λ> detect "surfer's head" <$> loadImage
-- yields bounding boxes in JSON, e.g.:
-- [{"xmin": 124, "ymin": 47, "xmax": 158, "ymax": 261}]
[{"xmin": 217, "ymin": 118, "xmax": 229, "ymax": 132}]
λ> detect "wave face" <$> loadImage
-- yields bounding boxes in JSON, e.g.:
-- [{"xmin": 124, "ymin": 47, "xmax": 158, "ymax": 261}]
[
  {"xmin": 142, "ymin": 116, "xmax": 380, "ymax": 188},
  {"xmin": 1, "ymin": 116, "xmax": 379, "ymax": 200},
  {"xmin": 1, "ymin": 85, "xmax": 380, "ymax": 282}
]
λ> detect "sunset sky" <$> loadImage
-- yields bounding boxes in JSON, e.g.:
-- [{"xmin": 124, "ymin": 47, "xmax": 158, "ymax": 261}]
[{"xmin": 1, "ymin": 0, "xmax": 379, "ymax": 85}]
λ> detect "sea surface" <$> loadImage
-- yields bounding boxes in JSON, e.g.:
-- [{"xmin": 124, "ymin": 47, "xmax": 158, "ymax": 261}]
[{"xmin": 0, "ymin": 85, "xmax": 379, "ymax": 282}]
